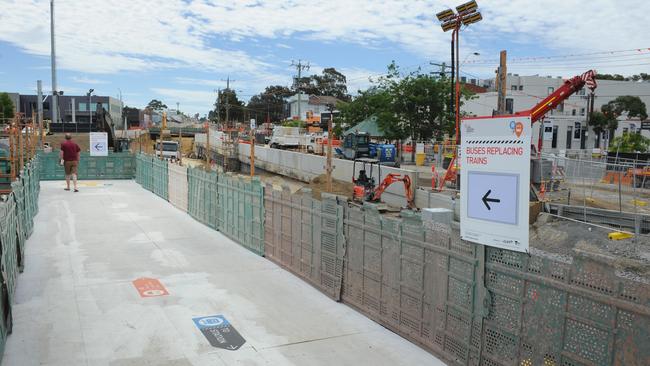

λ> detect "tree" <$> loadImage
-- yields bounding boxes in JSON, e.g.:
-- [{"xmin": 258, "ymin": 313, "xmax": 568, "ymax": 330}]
[
  {"xmin": 609, "ymin": 132, "xmax": 650, "ymax": 153},
  {"xmin": 294, "ymin": 68, "xmax": 350, "ymax": 101},
  {"xmin": 147, "ymin": 99, "xmax": 167, "ymax": 111},
  {"xmin": 588, "ymin": 111, "xmax": 612, "ymax": 148},
  {"xmin": 246, "ymin": 85, "xmax": 293, "ymax": 123},
  {"xmin": 601, "ymin": 95, "xmax": 648, "ymax": 138},
  {"xmin": 212, "ymin": 89, "xmax": 244, "ymax": 124},
  {"xmin": 0, "ymin": 93, "xmax": 14, "ymax": 120}
]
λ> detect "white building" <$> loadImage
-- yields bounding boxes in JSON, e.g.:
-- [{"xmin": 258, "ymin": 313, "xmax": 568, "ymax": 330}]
[
  {"xmin": 287, "ymin": 93, "xmax": 341, "ymax": 120},
  {"xmin": 463, "ymin": 75, "xmax": 650, "ymax": 152}
]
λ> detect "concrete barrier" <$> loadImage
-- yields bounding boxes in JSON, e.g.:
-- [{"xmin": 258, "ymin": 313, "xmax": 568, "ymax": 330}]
[{"xmin": 240, "ymin": 144, "xmax": 418, "ymax": 207}]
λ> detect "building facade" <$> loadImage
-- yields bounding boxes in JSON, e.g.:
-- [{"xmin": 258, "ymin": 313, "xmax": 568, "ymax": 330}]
[
  {"xmin": 287, "ymin": 93, "xmax": 341, "ymax": 120},
  {"xmin": 14, "ymin": 94, "xmax": 123, "ymax": 126},
  {"xmin": 463, "ymin": 75, "xmax": 650, "ymax": 152}
]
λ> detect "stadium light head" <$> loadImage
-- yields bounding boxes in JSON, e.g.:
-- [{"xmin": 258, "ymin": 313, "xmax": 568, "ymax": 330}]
[
  {"xmin": 456, "ymin": 1, "xmax": 478, "ymax": 16},
  {"xmin": 441, "ymin": 20, "xmax": 457, "ymax": 32},
  {"xmin": 436, "ymin": 9, "xmax": 455, "ymax": 22},
  {"xmin": 461, "ymin": 12, "xmax": 483, "ymax": 26}
]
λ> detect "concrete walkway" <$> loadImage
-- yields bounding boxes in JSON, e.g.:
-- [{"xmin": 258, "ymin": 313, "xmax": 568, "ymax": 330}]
[{"xmin": 4, "ymin": 180, "xmax": 445, "ymax": 366}]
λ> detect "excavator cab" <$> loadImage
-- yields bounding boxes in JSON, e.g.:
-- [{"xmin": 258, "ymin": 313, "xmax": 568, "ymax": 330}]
[{"xmin": 352, "ymin": 158, "xmax": 415, "ymax": 209}]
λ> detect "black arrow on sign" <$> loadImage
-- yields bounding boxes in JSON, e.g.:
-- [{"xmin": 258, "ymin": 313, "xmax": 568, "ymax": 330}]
[
  {"xmin": 482, "ymin": 190, "xmax": 501, "ymax": 210},
  {"xmin": 94, "ymin": 143, "xmax": 102, "ymax": 150}
]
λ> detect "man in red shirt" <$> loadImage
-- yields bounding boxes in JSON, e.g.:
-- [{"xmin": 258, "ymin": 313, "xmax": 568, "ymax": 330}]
[{"xmin": 60, "ymin": 133, "xmax": 81, "ymax": 192}]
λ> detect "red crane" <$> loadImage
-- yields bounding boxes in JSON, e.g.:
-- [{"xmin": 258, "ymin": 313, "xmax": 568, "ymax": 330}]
[
  {"xmin": 516, "ymin": 69, "xmax": 597, "ymax": 122},
  {"xmin": 435, "ymin": 70, "xmax": 597, "ymax": 191}
]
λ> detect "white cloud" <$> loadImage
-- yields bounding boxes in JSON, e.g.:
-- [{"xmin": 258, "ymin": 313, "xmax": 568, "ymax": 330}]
[
  {"xmin": 1, "ymin": 0, "xmax": 649, "ymax": 94},
  {"xmin": 71, "ymin": 76, "xmax": 109, "ymax": 85}
]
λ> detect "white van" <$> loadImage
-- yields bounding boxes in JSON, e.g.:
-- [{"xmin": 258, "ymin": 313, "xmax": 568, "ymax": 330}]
[{"xmin": 154, "ymin": 141, "xmax": 181, "ymax": 159}]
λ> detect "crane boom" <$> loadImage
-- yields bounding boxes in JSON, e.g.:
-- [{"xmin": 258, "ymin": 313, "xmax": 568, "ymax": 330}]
[{"xmin": 515, "ymin": 70, "xmax": 597, "ymax": 123}]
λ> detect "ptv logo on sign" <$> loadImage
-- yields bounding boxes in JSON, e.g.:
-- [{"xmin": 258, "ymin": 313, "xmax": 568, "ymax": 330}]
[{"xmin": 509, "ymin": 121, "xmax": 524, "ymax": 138}]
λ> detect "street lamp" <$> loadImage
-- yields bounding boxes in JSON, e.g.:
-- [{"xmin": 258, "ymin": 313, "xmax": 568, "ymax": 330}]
[
  {"xmin": 436, "ymin": 0, "xmax": 483, "ymax": 146},
  {"xmin": 87, "ymin": 88, "xmax": 94, "ymax": 126}
]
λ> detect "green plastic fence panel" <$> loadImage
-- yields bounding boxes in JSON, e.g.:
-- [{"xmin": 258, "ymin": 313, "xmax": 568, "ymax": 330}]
[
  {"xmin": 187, "ymin": 167, "xmax": 218, "ymax": 228},
  {"xmin": 37, "ymin": 151, "xmax": 135, "ymax": 180},
  {"xmin": 483, "ymin": 247, "xmax": 650, "ymax": 366},
  {"xmin": 136, "ymin": 153, "xmax": 154, "ymax": 190},
  {"xmin": 10, "ymin": 178, "xmax": 27, "ymax": 268},
  {"xmin": 216, "ymin": 174, "xmax": 264, "ymax": 256},
  {"xmin": 152, "ymin": 158, "xmax": 168, "ymax": 200},
  {"xmin": 0, "ymin": 195, "xmax": 20, "ymax": 302},
  {"xmin": 341, "ymin": 206, "xmax": 485, "ymax": 366}
]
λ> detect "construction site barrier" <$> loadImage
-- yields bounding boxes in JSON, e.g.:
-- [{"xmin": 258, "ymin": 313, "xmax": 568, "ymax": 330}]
[
  {"xmin": 152, "ymin": 158, "xmax": 168, "ymax": 201},
  {"xmin": 264, "ymin": 186, "xmax": 347, "ymax": 300},
  {"xmin": 136, "ymin": 154, "xmax": 265, "ymax": 256},
  {"xmin": 38, "ymin": 151, "xmax": 135, "ymax": 180},
  {"xmin": 0, "ymin": 159, "xmax": 40, "ymax": 360},
  {"xmin": 135, "ymin": 153, "xmax": 154, "ymax": 191},
  {"xmin": 133, "ymin": 153, "xmax": 650, "ymax": 366},
  {"xmin": 168, "ymin": 163, "xmax": 188, "ymax": 212}
]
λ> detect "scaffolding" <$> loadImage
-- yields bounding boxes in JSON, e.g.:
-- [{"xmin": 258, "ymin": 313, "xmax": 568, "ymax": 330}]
[{"xmin": 0, "ymin": 113, "xmax": 39, "ymax": 194}]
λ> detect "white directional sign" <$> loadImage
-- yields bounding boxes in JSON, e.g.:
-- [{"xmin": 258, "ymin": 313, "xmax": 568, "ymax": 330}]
[
  {"xmin": 89, "ymin": 132, "xmax": 108, "ymax": 156},
  {"xmin": 460, "ymin": 115, "xmax": 531, "ymax": 252}
]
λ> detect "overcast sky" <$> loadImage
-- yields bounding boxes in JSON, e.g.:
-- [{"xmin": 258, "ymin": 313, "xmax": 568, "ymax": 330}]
[{"xmin": 1, "ymin": 0, "xmax": 649, "ymax": 115}]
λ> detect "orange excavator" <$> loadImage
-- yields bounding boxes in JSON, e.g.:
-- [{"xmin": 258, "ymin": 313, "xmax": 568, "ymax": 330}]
[{"xmin": 353, "ymin": 158, "xmax": 415, "ymax": 209}]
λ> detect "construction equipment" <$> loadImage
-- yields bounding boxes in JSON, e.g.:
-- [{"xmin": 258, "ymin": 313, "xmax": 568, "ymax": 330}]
[
  {"xmin": 94, "ymin": 104, "xmax": 130, "ymax": 152},
  {"xmin": 352, "ymin": 158, "xmax": 415, "ymax": 208},
  {"xmin": 437, "ymin": 70, "xmax": 597, "ymax": 192},
  {"xmin": 341, "ymin": 131, "xmax": 370, "ymax": 160}
]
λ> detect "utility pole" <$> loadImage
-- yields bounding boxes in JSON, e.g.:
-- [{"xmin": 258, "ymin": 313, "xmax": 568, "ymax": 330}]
[
  {"xmin": 250, "ymin": 118, "xmax": 255, "ymax": 176},
  {"xmin": 176, "ymin": 102, "xmax": 180, "ymax": 114},
  {"xmin": 496, "ymin": 50, "xmax": 507, "ymax": 115},
  {"xmin": 37, "ymin": 80, "xmax": 43, "ymax": 148},
  {"xmin": 71, "ymin": 98, "xmax": 76, "ymax": 124},
  {"xmin": 325, "ymin": 103, "xmax": 334, "ymax": 192},
  {"xmin": 50, "ymin": 0, "xmax": 58, "ymax": 124},
  {"xmin": 291, "ymin": 60, "xmax": 310, "ymax": 120},
  {"xmin": 221, "ymin": 76, "xmax": 236, "ymax": 128}
]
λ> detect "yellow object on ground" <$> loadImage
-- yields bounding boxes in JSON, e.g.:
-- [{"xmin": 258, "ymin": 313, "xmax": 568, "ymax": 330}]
[
  {"xmin": 608, "ymin": 231, "xmax": 634, "ymax": 240},
  {"xmin": 415, "ymin": 153, "xmax": 425, "ymax": 166},
  {"xmin": 631, "ymin": 199, "xmax": 647, "ymax": 207}
]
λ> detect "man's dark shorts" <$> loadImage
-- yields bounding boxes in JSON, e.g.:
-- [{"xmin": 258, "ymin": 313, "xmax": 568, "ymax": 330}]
[{"xmin": 64, "ymin": 160, "xmax": 78, "ymax": 176}]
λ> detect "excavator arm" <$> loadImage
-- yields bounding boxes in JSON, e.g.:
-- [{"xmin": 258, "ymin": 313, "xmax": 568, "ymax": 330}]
[
  {"xmin": 515, "ymin": 70, "xmax": 597, "ymax": 123},
  {"xmin": 369, "ymin": 173, "xmax": 415, "ymax": 209}
]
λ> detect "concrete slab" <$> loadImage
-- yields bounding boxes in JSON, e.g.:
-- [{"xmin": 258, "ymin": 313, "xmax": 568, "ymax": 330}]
[{"xmin": 3, "ymin": 180, "xmax": 446, "ymax": 366}]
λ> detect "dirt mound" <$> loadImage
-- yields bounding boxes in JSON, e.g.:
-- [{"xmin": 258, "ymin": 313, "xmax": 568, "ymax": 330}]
[{"xmin": 309, "ymin": 174, "xmax": 354, "ymax": 200}]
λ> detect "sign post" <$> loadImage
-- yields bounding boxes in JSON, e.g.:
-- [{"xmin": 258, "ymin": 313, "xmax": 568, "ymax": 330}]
[
  {"xmin": 89, "ymin": 132, "xmax": 108, "ymax": 156},
  {"xmin": 460, "ymin": 115, "xmax": 531, "ymax": 252},
  {"xmin": 250, "ymin": 119, "xmax": 255, "ymax": 176}
]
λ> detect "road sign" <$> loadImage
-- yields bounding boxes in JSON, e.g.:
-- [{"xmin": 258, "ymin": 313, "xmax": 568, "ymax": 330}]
[
  {"xmin": 89, "ymin": 132, "xmax": 108, "ymax": 156},
  {"xmin": 132, "ymin": 278, "xmax": 168, "ymax": 297},
  {"xmin": 250, "ymin": 119, "xmax": 256, "ymax": 130},
  {"xmin": 460, "ymin": 115, "xmax": 531, "ymax": 252},
  {"xmin": 192, "ymin": 315, "xmax": 246, "ymax": 350}
]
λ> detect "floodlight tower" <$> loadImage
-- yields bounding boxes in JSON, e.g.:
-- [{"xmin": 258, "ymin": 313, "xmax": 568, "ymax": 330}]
[{"xmin": 436, "ymin": 1, "xmax": 483, "ymax": 146}]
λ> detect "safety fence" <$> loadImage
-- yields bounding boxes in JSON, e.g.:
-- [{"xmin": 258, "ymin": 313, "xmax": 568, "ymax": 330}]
[
  {"xmin": 137, "ymin": 154, "xmax": 265, "ymax": 256},
  {"xmin": 134, "ymin": 153, "xmax": 650, "ymax": 366},
  {"xmin": 263, "ymin": 184, "xmax": 650, "ymax": 366},
  {"xmin": 0, "ymin": 159, "xmax": 40, "ymax": 360},
  {"xmin": 38, "ymin": 151, "xmax": 135, "ymax": 180}
]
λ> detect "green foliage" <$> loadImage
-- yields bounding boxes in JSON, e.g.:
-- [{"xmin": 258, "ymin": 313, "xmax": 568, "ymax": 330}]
[
  {"xmin": 212, "ymin": 89, "xmax": 245, "ymax": 123},
  {"xmin": 335, "ymin": 61, "xmax": 472, "ymax": 142},
  {"xmin": 146, "ymin": 99, "xmax": 167, "ymax": 111},
  {"xmin": 600, "ymin": 95, "xmax": 648, "ymax": 138},
  {"xmin": 246, "ymin": 85, "xmax": 293, "ymax": 123},
  {"xmin": 596, "ymin": 73, "xmax": 650, "ymax": 81},
  {"xmin": 609, "ymin": 132, "xmax": 650, "ymax": 153},
  {"xmin": 0, "ymin": 92, "xmax": 15, "ymax": 120},
  {"xmin": 296, "ymin": 67, "xmax": 350, "ymax": 101}
]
